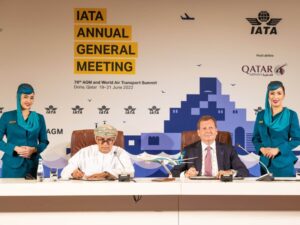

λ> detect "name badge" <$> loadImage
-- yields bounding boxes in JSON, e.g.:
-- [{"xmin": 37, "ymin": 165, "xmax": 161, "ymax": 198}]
[{"xmin": 8, "ymin": 120, "xmax": 17, "ymax": 124}]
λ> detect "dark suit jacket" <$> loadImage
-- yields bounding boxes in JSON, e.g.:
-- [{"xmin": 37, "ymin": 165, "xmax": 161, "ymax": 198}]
[{"xmin": 171, "ymin": 141, "xmax": 249, "ymax": 177}]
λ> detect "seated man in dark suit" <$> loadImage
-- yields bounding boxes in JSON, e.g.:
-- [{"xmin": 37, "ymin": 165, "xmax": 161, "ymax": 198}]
[{"xmin": 171, "ymin": 115, "xmax": 249, "ymax": 178}]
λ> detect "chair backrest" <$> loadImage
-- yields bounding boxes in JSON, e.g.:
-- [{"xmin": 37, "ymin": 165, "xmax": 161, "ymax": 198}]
[
  {"xmin": 181, "ymin": 130, "xmax": 232, "ymax": 150},
  {"xmin": 70, "ymin": 129, "xmax": 124, "ymax": 156}
]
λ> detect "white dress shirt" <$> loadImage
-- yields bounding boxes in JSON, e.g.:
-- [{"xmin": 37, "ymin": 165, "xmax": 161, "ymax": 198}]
[{"xmin": 61, "ymin": 145, "xmax": 135, "ymax": 179}]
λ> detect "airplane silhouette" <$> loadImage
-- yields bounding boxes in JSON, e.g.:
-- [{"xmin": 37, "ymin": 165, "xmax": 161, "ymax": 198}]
[
  {"xmin": 161, "ymin": 90, "xmax": 166, "ymax": 93},
  {"xmin": 230, "ymin": 83, "xmax": 236, "ymax": 86},
  {"xmin": 196, "ymin": 64, "xmax": 202, "ymax": 67},
  {"xmin": 137, "ymin": 152, "xmax": 197, "ymax": 176},
  {"xmin": 181, "ymin": 13, "xmax": 195, "ymax": 20}
]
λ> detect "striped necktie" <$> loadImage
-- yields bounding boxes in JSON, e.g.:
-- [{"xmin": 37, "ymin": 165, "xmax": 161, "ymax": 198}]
[{"xmin": 204, "ymin": 146, "xmax": 212, "ymax": 176}]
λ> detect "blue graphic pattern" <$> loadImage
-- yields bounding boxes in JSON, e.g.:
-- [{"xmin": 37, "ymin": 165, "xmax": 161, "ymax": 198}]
[{"xmin": 126, "ymin": 77, "xmax": 260, "ymax": 177}]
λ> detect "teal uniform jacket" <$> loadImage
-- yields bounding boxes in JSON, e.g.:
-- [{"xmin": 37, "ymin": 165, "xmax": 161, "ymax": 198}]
[
  {"xmin": 252, "ymin": 108, "xmax": 300, "ymax": 176},
  {"xmin": 0, "ymin": 110, "xmax": 49, "ymax": 178}
]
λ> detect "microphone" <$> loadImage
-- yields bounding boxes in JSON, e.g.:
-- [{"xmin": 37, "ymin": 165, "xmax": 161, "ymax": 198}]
[
  {"xmin": 114, "ymin": 148, "xmax": 130, "ymax": 182},
  {"xmin": 236, "ymin": 144, "xmax": 274, "ymax": 181}
]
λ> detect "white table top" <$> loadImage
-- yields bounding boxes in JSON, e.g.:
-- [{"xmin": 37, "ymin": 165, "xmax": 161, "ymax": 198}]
[
  {"xmin": 0, "ymin": 178, "xmax": 300, "ymax": 197},
  {"xmin": 0, "ymin": 178, "xmax": 181, "ymax": 196},
  {"xmin": 182, "ymin": 178, "xmax": 300, "ymax": 196}
]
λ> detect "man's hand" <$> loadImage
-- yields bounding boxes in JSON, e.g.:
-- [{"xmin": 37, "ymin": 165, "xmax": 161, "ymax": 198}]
[
  {"xmin": 71, "ymin": 169, "xmax": 85, "ymax": 179},
  {"xmin": 216, "ymin": 170, "xmax": 234, "ymax": 179},
  {"xmin": 185, "ymin": 167, "xmax": 198, "ymax": 178},
  {"xmin": 85, "ymin": 172, "xmax": 108, "ymax": 181},
  {"xmin": 14, "ymin": 146, "xmax": 36, "ymax": 158}
]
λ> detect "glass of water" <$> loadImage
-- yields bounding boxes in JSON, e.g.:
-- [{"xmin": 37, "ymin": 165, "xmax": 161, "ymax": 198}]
[{"xmin": 50, "ymin": 168, "xmax": 58, "ymax": 181}]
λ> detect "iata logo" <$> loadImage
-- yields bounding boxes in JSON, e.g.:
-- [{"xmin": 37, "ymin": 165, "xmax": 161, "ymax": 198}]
[
  {"xmin": 246, "ymin": 11, "xmax": 281, "ymax": 35},
  {"xmin": 72, "ymin": 105, "xmax": 84, "ymax": 114},
  {"xmin": 45, "ymin": 105, "xmax": 57, "ymax": 114},
  {"xmin": 148, "ymin": 106, "xmax": 160, "ymax": 115},
  {"xmin": 124, "ymin": 105, "xmax": 136, "ymax": 114},
  {"xmin": 98, "ymin": 105, "xmax": 110, "ymax": 114}
]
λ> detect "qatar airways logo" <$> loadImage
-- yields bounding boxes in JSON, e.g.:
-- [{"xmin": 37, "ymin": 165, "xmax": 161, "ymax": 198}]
[{"xmin": 241, "ymin": 64, "xmax": 287, "ymax": 76}]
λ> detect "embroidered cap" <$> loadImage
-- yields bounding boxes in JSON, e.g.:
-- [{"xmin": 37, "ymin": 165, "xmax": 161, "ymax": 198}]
[{"xmin": 94, "ymin": 124, "xmax": 118, "ymax": 138}]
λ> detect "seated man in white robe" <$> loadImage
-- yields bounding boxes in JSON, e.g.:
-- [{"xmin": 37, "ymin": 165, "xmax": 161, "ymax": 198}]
[{"xmin": 61, "ymin": 124, "xmax": 134, "ymax": 180}]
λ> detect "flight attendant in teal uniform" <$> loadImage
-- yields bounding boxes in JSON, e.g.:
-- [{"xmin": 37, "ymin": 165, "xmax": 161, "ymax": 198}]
[
  {"xmin": 0, "ymin": 83, "xmax": 49, "ymax": 178},
  {"xmin": 252, "ymin": 81, "xmax": 300, "ymax": 177}
]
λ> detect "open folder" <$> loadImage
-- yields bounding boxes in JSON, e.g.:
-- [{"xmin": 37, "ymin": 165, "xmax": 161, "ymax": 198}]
[
  {"xmin": 189, "ymin": 176, "xmax": 218, "ymax": 180},
  {"xmin": 74, "ymin": 172, "xmax": 117, "ymax": 181},
  {"xmin": 189, "ymin": 176, "xmax": 244, "ymax": 180}
]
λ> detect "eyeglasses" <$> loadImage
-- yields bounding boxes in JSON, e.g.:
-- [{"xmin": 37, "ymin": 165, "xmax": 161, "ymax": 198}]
[{"xmin": 96, "ymin": 137, "xmax": 115, "ymax": 145}]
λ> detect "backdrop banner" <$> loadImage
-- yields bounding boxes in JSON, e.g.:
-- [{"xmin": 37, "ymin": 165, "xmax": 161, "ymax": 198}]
[{"xmin": 0, "ymin": 0, "xmax": 299, "ymax": 177}]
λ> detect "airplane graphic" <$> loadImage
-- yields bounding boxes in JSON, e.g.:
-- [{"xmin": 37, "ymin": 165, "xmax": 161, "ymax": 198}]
[
  {"xmin": 137, "ymin": 152, "xmax": 197, "ymax": 176},
  {"xmin": 181, "ymin": 13, "xmax": 195, "ymax": 20}
]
